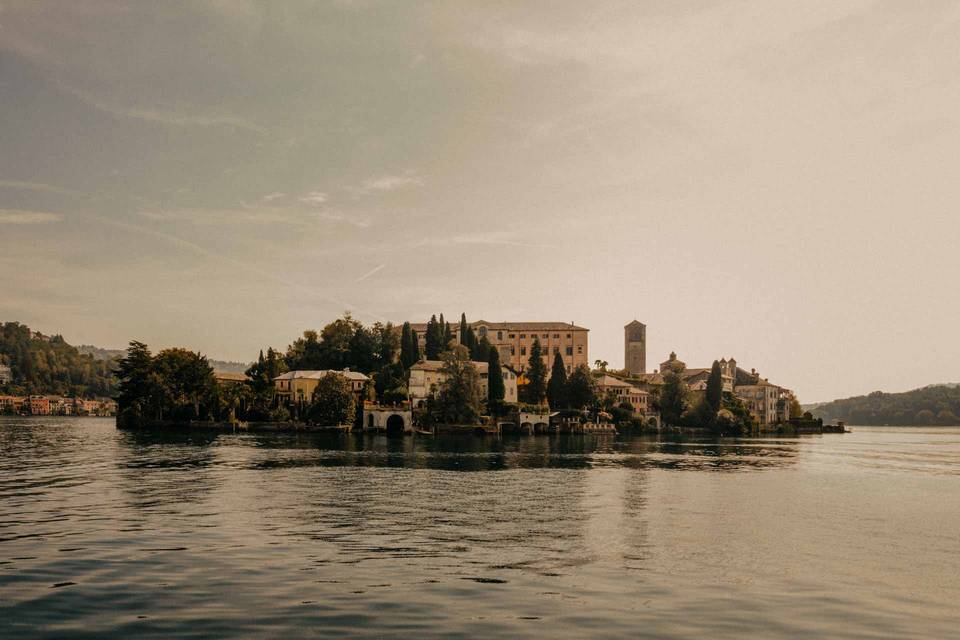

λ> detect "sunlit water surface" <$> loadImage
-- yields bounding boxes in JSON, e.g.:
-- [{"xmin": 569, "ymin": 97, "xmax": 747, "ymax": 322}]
[{"xmin": 1, "ymin": 417, "xmax": 958, "ymax": 638}]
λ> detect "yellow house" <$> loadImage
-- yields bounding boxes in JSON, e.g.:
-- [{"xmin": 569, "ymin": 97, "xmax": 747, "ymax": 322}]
[{"xmin": 274, "ymin": 370, "xmax": 370, "ymax": 405}]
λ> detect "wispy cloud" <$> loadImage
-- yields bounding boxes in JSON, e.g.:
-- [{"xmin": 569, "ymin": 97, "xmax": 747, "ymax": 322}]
[
  {"xmin": 51, "ymin": 78, "xmax": 268, "ymax": 134},
  {"xmin": 262, "ymin": 192, "xmax": 285, "ymax": 202},
  {"xmin": 316, "ymin": 210, "xmax": 371, "ymax": 228},
  {"xmin": 355, "ymin": 262, "xmax": 387, "ymax": 283},
  {"xmin": 0, "ymin": 180, "xmax": 83, "ymax": 197},
  {"xmin": 0, "ymin": 209, "xmax": 63, "ymax": 224},
  {"xmin": 299, "ymin": 190, "xmax": 328, "ymax": 205},
  {"xmin": 417, "ymin": 230, "xmax": 557, "ymax": 249},
  {"xmin": 357, "ymin": 173, "xmax": 424, "ymax": 193}
]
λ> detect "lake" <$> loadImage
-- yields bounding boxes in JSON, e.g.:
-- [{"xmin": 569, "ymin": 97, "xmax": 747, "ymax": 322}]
[{"xmin": 1, "ymin": 417, "xmax": 957, "ymax": 638}]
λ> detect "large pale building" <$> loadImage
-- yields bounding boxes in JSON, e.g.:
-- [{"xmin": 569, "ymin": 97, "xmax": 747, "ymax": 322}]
[
  {"xmin": 409, "ymin": 320, "xmax": 589, "ymax": 375},
  {"xmin": 407, "ymin": 359, "xmax": 519, "ymax": 408}
]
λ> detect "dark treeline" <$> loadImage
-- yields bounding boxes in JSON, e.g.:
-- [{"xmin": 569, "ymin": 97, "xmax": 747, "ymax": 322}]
[
  {"xmin": 812, "ymin": 385, "xmax": 960, "ymax": 425},
  {"xmin": 0, "ymin": 322, "xmax": 116, "ymax": 397}
]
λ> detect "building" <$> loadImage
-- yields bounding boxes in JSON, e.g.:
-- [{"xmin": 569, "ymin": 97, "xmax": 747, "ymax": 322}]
[
  {"xmin": 410, "ymin": 320, "xmax": 589, "ymax": 375},
  {"xmin": 624, "ymin": 320, "xmax": 647, "ymax": 375},
  {"xmin": 409, "ymin": 359, "xmax": 489, "ymax": 408},
  {"xmin": 274, "ymin": 370, "xmax": 370, "ymax": 406},
  {"xmin": 47, "ymin": 396, "xmax": 74, "ymax": 415},
  {"xmin": 734, "ymin": 367, "xmax": 788, "ymax": 427},
  {"xmin": 27, "ymin": 396, "xmax": 50, "ymax": 415},
  {"xmin": 0, "ymin": 396, "xmax": 24, "ymax": 414},
  {"xmin": 595, "ymin": 373, "xmax": 650, "ymax": 413},
  {"xmin": 0, "ymin": 364, "xmax": 12, "ymax": 385},
  {"xmin": 214, "ymin": 371, "xmax": 248, "ymax": 386}
]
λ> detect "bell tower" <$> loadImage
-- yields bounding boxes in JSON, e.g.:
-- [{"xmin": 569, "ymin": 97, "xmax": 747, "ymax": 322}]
[{"xmin": 624, "ymin": 320, "xmax": 646, "ymax": 375}]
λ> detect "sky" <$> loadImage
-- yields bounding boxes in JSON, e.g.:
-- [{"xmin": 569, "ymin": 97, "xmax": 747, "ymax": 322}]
[{"xmin": 1, "ymin": 0, "xmax": 959, "ymax": 402}]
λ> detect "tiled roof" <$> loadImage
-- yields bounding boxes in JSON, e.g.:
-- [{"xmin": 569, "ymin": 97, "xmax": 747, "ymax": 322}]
[{"xmin": 274, "ymin": 370, "xmax": 370, "ymax": 381}]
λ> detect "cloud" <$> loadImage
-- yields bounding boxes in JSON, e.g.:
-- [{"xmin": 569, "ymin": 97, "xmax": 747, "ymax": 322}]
[
  {"xmin": 299, "ymin": 190, "xmax": 328, "ymax": 205},
  {"xmin": 51, "ymin": 78, "xmax": 268, "ymax": 134},
  {"xmin": 316, "ymin": 210, "xmax": 371, "ymax": 228},
  {"xmin": 0, "ymin": 209, "xmax": 63, "ymax": 224},
  {"xmin": 0, "ymin": 180, "xmax": 83, "ymax": 197},
  {"xmin": 418, "ymin": 230, "xmax": 557, "ymax": 249},
  {"xmin": 355, "ymin": 263, "xmax": 386, "ymax": 283},
  {"xmin": 359, "ymin": 174, "xmax": 424, "ymax": 193},
  {"xmin": 262, "ymin": 192, "xmax": 286, "ymax": 202}
]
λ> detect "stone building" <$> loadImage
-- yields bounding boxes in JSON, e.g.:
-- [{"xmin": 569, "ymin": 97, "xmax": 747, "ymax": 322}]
[
  {"xmin": 410, "ymin": 320, "xmax": 589, "ymax": 375},
  {"xmin": 595, "ymin": 373, "xmax": 651, "ymax": 413},
  {"xmin": 624, "ymin": 320, "xmax": 647, "ymax": 375}
]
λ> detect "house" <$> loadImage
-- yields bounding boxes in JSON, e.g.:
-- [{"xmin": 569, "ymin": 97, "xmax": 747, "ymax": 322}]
[
  {"xmin": 407, "ymin": 359, "xmax": 513, "ymax": 408},
  {"xmin": 0, "ymin": 396, "xmax": 24, "ymax": 414},
  {"xmin": 0, "ymin": 364, "xmax": 12, "ymax": 385},
  {"xmin": 273, "ymin": 370, "xmax": 370, "ymax": 406},
  {"xmin": 595, "ymin": 373, "xmax": 651, "ymax": 413},
  {"xmin": 27, "ymin": 396, "xmax": 50, "ymax": 415}
]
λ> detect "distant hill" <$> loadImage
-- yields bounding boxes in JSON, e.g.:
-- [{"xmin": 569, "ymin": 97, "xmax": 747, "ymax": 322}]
[
  {"xmin": 0, "ymin": 322, "xmax": 116, "ymax": 397},
  {"xmin": 810, "ymin": 384, "xmax": 960, "ymax": 426},
  {"xmin": 76, "ymin": 344, "xmax": 251, "ymax": 374}
]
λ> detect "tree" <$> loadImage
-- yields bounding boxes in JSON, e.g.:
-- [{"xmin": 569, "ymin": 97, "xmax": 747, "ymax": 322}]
[
  {"xmin": 459, "ymin": 313, "xmax": 469, "ymax": 346},
  {"xmin": 659, "ymin": 370, "xmax": 689, "ymax": 426},
  {"xmin": 116, "ymin": 341, "xmax": 154, "ymax": 424},
  {"xmin": 487, "ymin": 344, "xmax": 505, "ymax": 405},
  {"xmin": 151, "ymin": 348, "xmax": 216, "ymax": 421},
  {"xmin": 472, "ymin": 335, "xmax": 490, "ymax": 363},
  {"xmin": 425, "ymin": 315, "xmax": 442, "ymax": 360},
  {"xmin": 400, "ymin": 322, "xmax": 416, "ymax": 369},
  {"xmin": 409, "ymin": 329, "xmax": 421, "ymax": 363},
  {"xmin": 594, "ymin": 359, "xmax": 609, "ymax": 372},
  {"xmin": 347, "ymin": 324, "xmax": 378, "ymax": 373},
  {"xmin": 307, "ymin": 372, "xmax": 356, "ymax": 426},
  {"xmin": 705, "ymin": 360, "xmax": 723, "ymax": 413},
  {"xmin": 546, "ymin": 351, "xmax": 568, "ymax": 409},
  {"xmin": 521, "ymin": 338, "xmax": 548, "ymax": 405},
  {"xmin": 432, "ymin": 345, "xmax": 483, "ymax": 425},
  {"xmin": 566, "ymin": 365, "xmax": 597, "ymax": 410}
]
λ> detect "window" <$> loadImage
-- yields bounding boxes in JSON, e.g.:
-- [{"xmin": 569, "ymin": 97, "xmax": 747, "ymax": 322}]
[
  {"xmin": 566, "ymin": 333, "xmax": 571, "ymax": 338},
  {"xmin": 553, "ymin": 347, "xmax": 559, "ymax": 354},
  {"xmin": 553, "ymin": 334, "xmax": 559, "ymax": 338},
  {"xmin": 478, "ymin": 326, "xmax": 487, "ymax": 337},
  {"xmin": 577, "ymin": 346, "xmax": 583, "ymax": 353},
  {"xmin": 497, "ymin": 331, "xmax": 503, "ymax": 340},
  {"xmin": 519, "ymin": 334, "xmax": 526, "ymax": 339},
  {"xmin": 566, "ymin": 347, "xmax": 573, "ymax": 355},
  {"xmin": 510, "ymin": 346, "xmax": 515, "ymax": 355},
  {"xmin": 520, "ymin": 347, "xmax": 527, "ymax": 356},
  {"xmin": 542, "ymin": 333, "xmax": 548, "ymax": 338},
  {"xmin": 509, "ymin": 333, "xmax": 515, "ymax": 339}
]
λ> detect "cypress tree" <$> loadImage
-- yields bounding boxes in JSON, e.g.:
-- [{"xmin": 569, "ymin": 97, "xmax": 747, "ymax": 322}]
[
  {"xmin": 706, "ymin": 360, "xmax": 723, "ymax": 413},
  {"xmin": 410, "ymin": 329, "xmax": 421, "ymax": 362},
  {"xmin": 459, "ymin": 313, "xmax": 468, "ymax": 345},
  {"xmin": 425, "ymin": 315, "xmax": 441, "ymax": 359},
  {"xmin": 523, "ymin": 338, "xmax": 548, "ymax": 405},
  {"xmin": 547, "ymin": 351, "xmax": 568, "ymax": 410},
  {"xmin": 487, "ymin": 344, "xmax": 505, "ymax": 404},
  {"xmin": 400, "ymin": 322, "xmax": 414, "ymax": 368}
]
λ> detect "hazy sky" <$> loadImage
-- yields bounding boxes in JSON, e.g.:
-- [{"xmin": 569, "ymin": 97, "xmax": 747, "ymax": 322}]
[{"xmin": 2, "ymin": 1, "xmax": 959, "ymax": 401}]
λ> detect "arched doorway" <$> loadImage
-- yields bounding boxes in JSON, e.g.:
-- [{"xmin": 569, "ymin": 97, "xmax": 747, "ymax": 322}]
[
  {"xmin": 385, "ymin": 414, "xmax": 405, "ymax": 434},
  {"xmin": 367, "ymin": 413, "xmax": 375, "ymax": 428}
]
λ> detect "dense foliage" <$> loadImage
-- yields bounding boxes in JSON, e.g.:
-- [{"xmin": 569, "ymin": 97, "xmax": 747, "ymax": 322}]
[
  {"xmin": 546, "ymin": 351, "xmax": 568, "ymax": 409},
  {"xmin": 812, "ymin": 385, "xmax": 960, "ymax": 425},
  {"xmin": 520, "ymin": 338, "xmax": 548, "ymax": 404},
  {"xmin": 116, "ymin": 341, "xmax": 219, "ymax": 424},
  {"xmin": 427, "ymin": 346, "xmax": 483, "ymax": 425},
  {"xmin": 306, "ymin": 373, "xmax": 356, "ymax": 426},
  {"xmin": 0, "ymin": 322, "xmax": 116, "ymax": 397}
]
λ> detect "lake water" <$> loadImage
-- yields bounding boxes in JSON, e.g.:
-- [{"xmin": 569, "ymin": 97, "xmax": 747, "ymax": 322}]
[{"xmin": 1, "ymin": 417, "xmax": 958, "ymax": 638}]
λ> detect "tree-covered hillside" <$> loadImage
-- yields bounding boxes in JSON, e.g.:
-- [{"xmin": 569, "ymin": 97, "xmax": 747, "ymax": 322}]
[
  {"xmin": 811, "ymin": 385, "xmax": 960, "ymax": 426},
  {"xmin": 0, "ymin": 322, "xmax": 117, "ymax": 397}
]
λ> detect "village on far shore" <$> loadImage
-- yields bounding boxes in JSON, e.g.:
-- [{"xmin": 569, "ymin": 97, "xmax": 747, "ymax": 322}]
[{"xmin": 109, "ymin": 313, "xmax": 833, "ymax": 437}]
